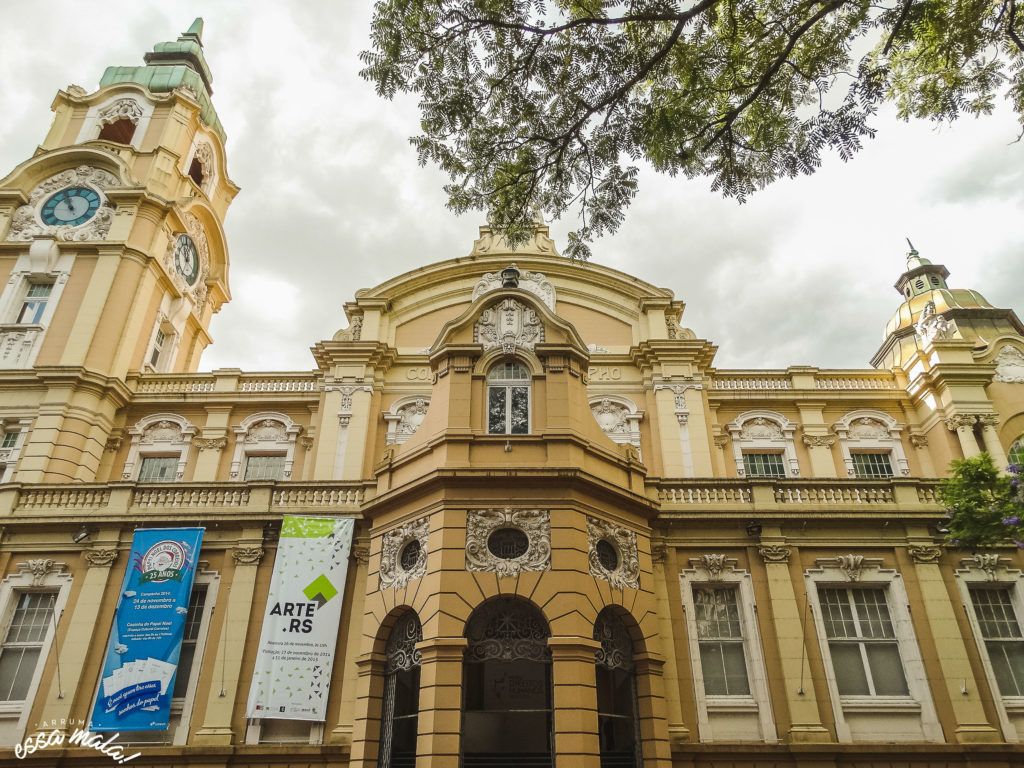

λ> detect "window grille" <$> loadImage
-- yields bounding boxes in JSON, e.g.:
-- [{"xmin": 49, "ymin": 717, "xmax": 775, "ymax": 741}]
[
  {"xmin": 971, "ymin": 588, "xmax": 1024, "ymax": 696},
  {"xmin": 852, "ymin": 452, "xmax": 893, "ymax": 478},
  {"xmin": 742, "ymin": 453, "xmax": 785, "ymax": 478},
  {"xmin": 0, "ymin": 592, "xmax": 56, "ymax": 701}
]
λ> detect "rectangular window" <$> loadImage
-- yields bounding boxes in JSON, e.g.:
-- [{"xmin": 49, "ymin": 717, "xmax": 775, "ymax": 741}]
[
  {"xmin": 244, "ymin": 455, "xmax": 285, "ymax": 481},
  {"xmin": 0, "ymin": 592, "xmax": 56, "ymax": 701},
  {"xmin": 693, "ymin": 586, "xmax": 750, "ymax": 695},
  {"xmin": 149, "ymin": 329, "xmax": 166, "ymax": 369},
  {"xmin": 1, "ymin": 432, "xmax": 17, "ymax": 450},
  {"xmin": 173, "ymin": 586, "xmax": 207, "ymax": 699},
  {"xmin": 971, "ymin": 588, "xmax": 1024, "ymax": 696},
  {"xmin": 16, "ymin": 284, "xmax": 52, "ymax": 325},
  {"xmin": 852, "ymin": 452, "xmax": 893, "ymax": 478},
  {"xmin": 819, "ymin": 587, "xmax": 908, "ymax": 696},
  {"xmin": 138, "ymin": 456, "xmax": 178, "ymax": 482},
  {"xmin": 742, "ymin": 453, "xmax": 785, "ymax": 478}
]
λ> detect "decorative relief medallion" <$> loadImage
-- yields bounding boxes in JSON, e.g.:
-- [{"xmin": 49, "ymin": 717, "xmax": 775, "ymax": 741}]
[
  {"xmin": 697, "ymin": 553, "xmax": 729, "ymax": 581},
  {"xmin": 472, "ymin": 263, "xmax": 556, "ymax": 310},
  {"xmin": 466, "ymin": 508, "xmax": 551, "ymax": 577},
  {"xmin": 84, "ymin": 549, "xmax": 118, "ymax": 569},
  {"xmin": 994, "ymin": 345, "xmax": 1024, "ymax": 383},
  {"xmin": 802, "ymin": 434, "xmax": 836, "ymax": 448},
  {"xmin": 592, "ymin": 399, "xmax": 629, "ymax": 433},
  {"xmin": 162, "ymin": 211, "xmax": 210, "ymax": 309},
  {"xmin": 907, "ymin": 544, "xmax": 943, "ymax": 564},
  {"xmin": 587, "ymin": 517, "xmax": 640, "ymax": 590},
  {"xmin": 474, "ymin": 298, "xmax": 545, "ymax": 354},
  {"xmin": 98, "ymin": 98, "xmax": 143, "ymax": 125},
  {"xmin": 758, "ymin": 544, "xmax": 792, "ymax": 563},
  {"xmin": 740, "ymin": 418, "xmax": 782, "ymax": 440},
  {"xmin": 848, "ymin": 418, "xmax": 888, "ymax": 439},
  {"xmin": 380, "ymin": 517, "xmax": 429, "ymax": 590},
  {"xmin": 232, "ymin": 546, "xmax": 265, "ymax": 566},
  {"xmin": 6, "ymin": 166, "xmax": 119, "ymax": 242},
  {"xmin": 194, "ymin": 437, "xmax": 227, "ymax": 451},
  {"xmin": 466, "ymin": 598, "xmax": 551, "ymax": 662},
  {"xmin": 385, "ymin": 612, "xmax": 423, "ymax": 673}
]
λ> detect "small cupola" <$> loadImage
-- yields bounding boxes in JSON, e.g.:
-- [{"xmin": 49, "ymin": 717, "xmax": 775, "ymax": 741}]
[{"xmin": 894, "ymin": 239, "xmax": 949, "ymax": 299}]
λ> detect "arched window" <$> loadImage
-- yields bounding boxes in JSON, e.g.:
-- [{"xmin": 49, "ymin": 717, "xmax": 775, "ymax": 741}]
[
  {"xmin": 462, "ymin": 598, "xmax": 552, "ymax": 767},
  {"xmin": 378, "ymin": 611, "xmax": 422, "ymax": 768},
  {"xmin": 594, "ymin": 609, "xmax": 640, "ymax": 767},
  {"xmin": 486, "ymin": 361, "xmax": 530, "ymax": 434},
  {"xmin": 1009, "ymin": 436, "xmax": 1024, "ymax": 467}
]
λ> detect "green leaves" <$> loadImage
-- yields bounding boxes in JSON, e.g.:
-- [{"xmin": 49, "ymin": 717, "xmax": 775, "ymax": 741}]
[
  {"xmin": 362, "ymin": 0, "xmax": 1024, "ymax": 258},
  {"xmin": 938, "ymin": 453, "xmax": 1024, "ymax": 550}
]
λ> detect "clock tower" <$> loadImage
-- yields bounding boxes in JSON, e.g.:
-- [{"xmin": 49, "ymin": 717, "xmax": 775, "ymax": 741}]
[{"xmin": 0, "ymin": 19, "xmax": 237, "ymax": 481}]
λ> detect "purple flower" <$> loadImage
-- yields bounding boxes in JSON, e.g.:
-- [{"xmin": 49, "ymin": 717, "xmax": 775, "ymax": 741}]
[
  {"xmin": 1016, "ymin": 541, "xmax": 1024, "ymax": 549},
  {"xmin": 1003, "ymin": 516, "xmax": 1021, "ymax": 525}
]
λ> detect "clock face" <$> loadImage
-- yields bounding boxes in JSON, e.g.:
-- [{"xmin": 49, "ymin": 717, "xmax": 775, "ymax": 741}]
[
  {"xmin": 40, "ymin": 186, "xmax": 101, "ymax": 227},
  {"xmin": 173, "ymin": 234, "xmax": 200, "ymax": 286}
]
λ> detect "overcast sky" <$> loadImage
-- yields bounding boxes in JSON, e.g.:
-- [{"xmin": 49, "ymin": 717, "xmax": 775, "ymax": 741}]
[{"xmin": 2, "ymin": 2, "xmax": 1022, "ymax": 373}]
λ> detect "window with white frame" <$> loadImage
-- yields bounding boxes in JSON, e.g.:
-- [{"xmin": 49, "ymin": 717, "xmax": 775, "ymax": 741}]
[
  {"xmin": 1009, "ymin": 437, "xmax": 1024, "ymax": 467},
  {"xmin": 805, "ymin": 556, "xmax": 941, "ymax": 743},
  {"xmin": 832, "ymin": 411, "xmax": 909, "ymax": 478},
  {"xmin": 16, "ymin": 284, "xmax": 52, "ymax": 325},
  {"xmin": 122, "ymin": 414, "xmax": 195, "ymax": 482},
  {"xmin": 117, "ymin": 573, "xmax": 219, "ymax": 745},
  {"xmin": 0, "ymin": 243, "xmax": 73, "ymax": 369},
  {"xmin": 725, "ymin": 411, "xmax": 799, "ymax": 478},
  {"xmin": 0, "ymin": 420, "xmax": 30, "ymax": 484},
  {"xmin": 486, "ymin": 361, "xmax": 530, "ymax": 435},
  {"xmin": 144, "ymin": 315, "xmax": 180, "ymax": 374},
  {"xmin": 229, "ymin": 413, "xmax": 301, "ymax": 481},
  {"xmin": 956, "ymin": 555, "xmax": 1024, "ymax": 741},
  {"xmin": 0, "ymin": 561, "xmax": 72, "ymax": 747},
  {"xmin": 680, "ymin": 556, "xmax": 775, "ymax": 743}
]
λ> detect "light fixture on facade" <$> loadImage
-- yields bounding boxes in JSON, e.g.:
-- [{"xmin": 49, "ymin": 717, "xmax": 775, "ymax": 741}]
[
  {"xmin": 745, "ymin": 520, "xmax": 763, "ymax": 537},
  {"xmin": 72, "ymin": 525, "xmax": 93, "ymax": 544},
  {"xmin": 501, "ymin": 264, "xmax": 520, "ymax": 288}
]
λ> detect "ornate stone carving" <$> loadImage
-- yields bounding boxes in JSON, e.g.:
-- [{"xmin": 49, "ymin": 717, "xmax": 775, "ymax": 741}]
[
  {"xmin": 193, "ymin": 142, "xmax": 214, "ymax": 182},
  {"xmin": 466, "ymin": 598, "xmax": 551, "ymax": 662},
  {"xmin": 740, "ymin": 418, "xmax": 782, "ymax": 440},
  {"xmin": 698, "ymin": 553, "xmax": 729, "ymax": 581},
  {"xmin": 466, "ymin": 508, "xmax": 551, "ymax": 577},
  {"xmin": 6, "ymin": 166, "xmax": 119, "ymax": 242},
  {"xmin": 713, "ymin": 435, "xmax": 729, "ymax": 448},
  {"xmin": 84, "ymin": 549, "xmax": 118, "ymax": 568},
  {"xmin": 98, "ymin": 98, "xmax": 143, "ymax": 125},
  {"xmin": 380, "ymin": 517, "xmax": 429, "ymax": 590},
  {"xmin": 848, "ymin": 418, "xmax": 888, "ymax": 439},
  {"xmin": 965, "ymin": 553, "xmax": 1004, "ymax": 581},
  {"xmin": 386, "ymin": 398, "xmax": 430, "ymax": 445},
  {"xmin": 758, "ymin": 544, "xmax": 791, "ymax": 563},
  {"xmin": 594, "ymin": 612, "xmax": 633, "ymax": 671},
  {"xmin": 909, "ymin": 434, "xmax": 929, "ymax": 449},
  {"xmin": 802, "ymin": 434, "xmax": 836, "ymax": 448},
  {"xmin": 587, "ymin": 517, "xmax": 640, "ymax": 590},
  {"xmin": 472, "ymin": 263, "xmax": 556, "ymax": 310},
  {"xmin": 26, "ymin": 559, "xmax": 56, "ymax": 585},
  {"xmin": 907, "ymin": 544, "xmax": 943, "ymax": 564},
  {"xmin": 474, "ymin": 298, "xmax": 545, "ymax": 354},
  {"xmin": 299, "ymin": 436, "xmax": 314, "ymax": 450},
  {"xmin": 977, "ymin": 414, "xmax": 1000, "ymax": 428},
  {"xmin": 246, "ymin": 419, "xmax": 286, "ymax": 443},
  {"xmin": 836, "ymin": 554, "xmax": 865, "ymax": 581},
  {"xmin": 994, "ymin": 345, "xmax": 1024, "ymax": 383},
  {"xmin": 104, "ymin": 436, "xmax": 122, "ymax": 453},
  {"xmin": 651, "ymin": 545, "xmax": 667, "ymax": 565},
  {"xmin": 587, "ymin": 343, "xmax": 609, "ymax": 353},
  {"xmin": 232, "ymin": 546, "xmax": 265, "ymax": 566},
  {"xmin": 385, "ymin": 612, "xmax": 423, "ymax": 673},
  {"xmin": 336, "ymin": 315, "xmax": 363, "ymax": 341},
  {"xmin": 915, "ymin": 300, "xmax": 957, "ymax": 345},
  {"xmin": 194, "ymin": 437, "xmax": 227, "ymax": 451},
  {"xmin": 945, "ymin": 414, "xmax": 977, "ymax": 431},
  {"xmin": 162, "ymin": 211, "xmax": 210, "ymax": 309},
  {"xmin": 350, "ymin": 544, "xmax": 369, "ymax": 565},
  {"xmin": 141, "ymin": 420, "xmax": 182, "ymax": 444},
  {"xmin": 592, "ymin": 399, "xmax": 628, "ymax": 433},
  {"xmin": 67, "ymin": 84, "xmax": 88, "ymax": 97}
]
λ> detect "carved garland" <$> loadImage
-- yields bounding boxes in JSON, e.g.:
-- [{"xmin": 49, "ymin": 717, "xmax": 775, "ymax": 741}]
[
  {"xmin": 6, "ymin": 166, "xmax": 119, "ymax": 242},
  {"xmin": 466, "ymin": 508, "xmax": 551, "ymax": 577},
  {"xmin": 380, "ymin": 517, "xmax": 429, "ymax": 590},
  {"xmin": 586, "ymin": 517, "xmax": 640, "ymax": 590},
  {"xmin": 98, "ymin": 98, "xmax": 143, "ymax": 125}
]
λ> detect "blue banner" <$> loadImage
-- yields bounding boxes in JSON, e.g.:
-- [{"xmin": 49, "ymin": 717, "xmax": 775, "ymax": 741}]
[{"xmin": 89, "ymin": 528, "xmax": 204, "ymax": 731}]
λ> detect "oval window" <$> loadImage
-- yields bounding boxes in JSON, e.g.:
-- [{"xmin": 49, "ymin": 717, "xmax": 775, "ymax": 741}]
[
  {"xmin": 487, "ymin": 528, "xmax": 529, "ymax": 559},
  {"xmin": 400, "ymin": 540, "xmax": 421, "ymax": 572},
  {"xmin": 596, "ymin": 539, "xmax": 619, "ymax": 571}
]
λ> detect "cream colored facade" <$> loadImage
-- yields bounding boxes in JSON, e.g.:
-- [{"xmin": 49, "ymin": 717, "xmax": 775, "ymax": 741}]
[{"xmin": 0, "ymin": 20, "xmax": 1023, "ymax": 768}]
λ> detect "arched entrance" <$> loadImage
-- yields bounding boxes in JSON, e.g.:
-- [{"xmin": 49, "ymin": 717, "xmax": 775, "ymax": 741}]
[
  {"xmin": 378, "ymin": 611, "xmax": 422, "ymax": 768},
  {"xmin": 594, "ymin": 609, "xmax": 641, "ymax": 768},
  {"xmin": 462, "ymin": 597, "xmax": 553, "ymax": 767}
]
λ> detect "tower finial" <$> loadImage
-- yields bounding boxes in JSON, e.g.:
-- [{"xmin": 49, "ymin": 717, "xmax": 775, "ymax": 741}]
[
  {"xmin": 183, "ymin": 18, "xmax": 204, "ymax": 45},
  {"xmin": 905, "ymin": 237, "xmax": 917, "ymax": 257}
]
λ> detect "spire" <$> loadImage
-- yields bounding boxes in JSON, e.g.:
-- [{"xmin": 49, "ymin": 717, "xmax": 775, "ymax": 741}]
[
  {"xmin": 99, "ymin": 20, "xmax": 225, "ymax": 141},
  {"xmin": 905, "ymin": 237, "xmax": 931, "ymax": 270}
]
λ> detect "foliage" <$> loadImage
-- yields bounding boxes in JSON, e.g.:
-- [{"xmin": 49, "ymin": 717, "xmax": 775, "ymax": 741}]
[
  {"xmin": 361, "ymin": 0, "xmax": 1024, "ymax": 258},
  {"xmin": 938, "ymin": 453, "xmax": 1024, "ymax": 550}
]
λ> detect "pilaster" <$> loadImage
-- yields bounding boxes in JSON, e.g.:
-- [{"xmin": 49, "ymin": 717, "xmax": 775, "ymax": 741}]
[
  {"xmin": 414, "ymin": 637, "xmax": 467, "ymax": 768},
  {"xmin": 549, "ymin": 636, "xmax": 600, "ymax": 768},
  {"xmin": 330, "ymin": 536, "xmax": 370, "ymax": 747}
]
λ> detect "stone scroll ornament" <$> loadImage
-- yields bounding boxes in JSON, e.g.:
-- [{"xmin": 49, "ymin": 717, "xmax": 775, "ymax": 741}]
[
  {"xmin": 474, "ymin": 298, "xmax": 545, "ymax": 354},
  {"xmin": 465, "ymin": 508, "xmax": 551, "ymax": 577},
  {"xmin": 6, "ymin": 166, "xmax": 119, "ymax": 242},
  {"xmin": 587, "ymin": 516, "xmax": 640, "ymax": 590},
  {"xmin": 379, "ymin": 517, "xmax": 429, "ymax": 590}
]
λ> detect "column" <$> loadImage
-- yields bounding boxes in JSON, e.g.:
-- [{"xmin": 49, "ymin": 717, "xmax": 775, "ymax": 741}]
[
  {"xmin": 36, "ymin": 542, "xmax": 119, "ymax": 733},
  {"xmin": 905, "ymin": 544, "xmax": 1001, "ymax": 743},
  {"xmin": 415, "ymin": 637, "xmax": 467, "ymax": 768},
  {"xmin": 978, "ymin": 415, "xmax": 1009, "ymax": 469},
  {"xmin": 633, "ymin": 653, "xmax": 673, "ymax": 768},
  {"xmin": 193, "ymin": 534, "xmax": 264, "ymax": 745},
  {"xmin": 946, "ymin": 415, "xmax": 980, "ymax": 458},
  {"xmin": 757, "ymin": 541, "xmax": 831, "ymax": 743},
  {"xmin": 549, "ymin": 637, "xmax": 601, "ymax": 768},
  {"xmin": 650, "ymin": 546, "xmax": 690, "ymax": 745},
  {"xmin": 330, "ymin": 537, "xmax": 370, "ymax": 746}
]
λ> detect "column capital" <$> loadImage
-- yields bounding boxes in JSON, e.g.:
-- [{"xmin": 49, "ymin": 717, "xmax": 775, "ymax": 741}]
[{"xmin": 415, "ymin": 636, "xmax": 468, "ymax": 663}]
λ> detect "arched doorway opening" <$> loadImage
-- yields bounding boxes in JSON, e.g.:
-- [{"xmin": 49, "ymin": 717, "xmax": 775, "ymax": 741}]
[
  {"xmin": 594, "ymin": 608, "xmax": 641, "ymax": 768},
  {"xmin": 378, "ymin": 611, "xmax": 422, "ymax": 768},
  {"xmin": 462, "ymin": 597, "xmax": 553, "ymax": 767}
]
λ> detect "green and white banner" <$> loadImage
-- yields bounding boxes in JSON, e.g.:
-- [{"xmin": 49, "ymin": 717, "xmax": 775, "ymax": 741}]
[{"xmin": 246, "ymin": 516, "xmax": 354, "ymax": 720}]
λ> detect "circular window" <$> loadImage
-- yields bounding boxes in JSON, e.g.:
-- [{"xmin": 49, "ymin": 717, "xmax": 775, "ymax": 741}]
[
  {"xmin": 399, "ymin": 540, "xmax": 421, "ymax": 572},
  {"xmin": 596, "ymin": 539, "xmax": 619, "ymax": 571},
  {"xmin": 487, "ymin": 527, "xmax": 529, "ymax": 559}
]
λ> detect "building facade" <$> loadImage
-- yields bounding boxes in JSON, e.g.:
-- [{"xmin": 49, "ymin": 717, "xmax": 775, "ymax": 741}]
[{"xmin": 0, "ymin": 20, "xmax": 1023, "ymax": 768}]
